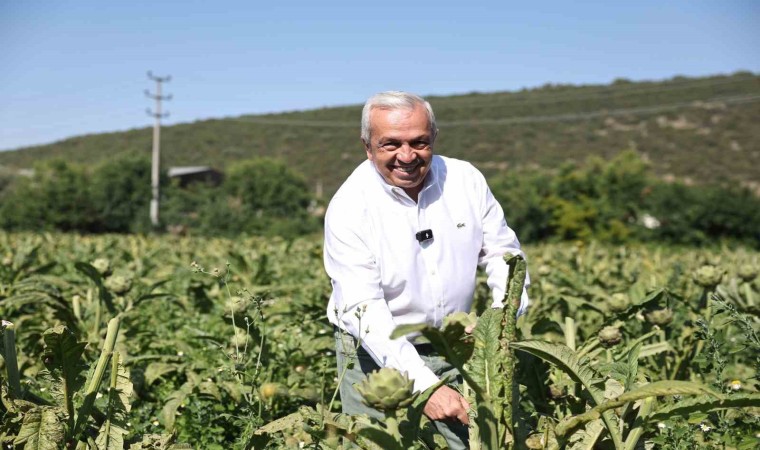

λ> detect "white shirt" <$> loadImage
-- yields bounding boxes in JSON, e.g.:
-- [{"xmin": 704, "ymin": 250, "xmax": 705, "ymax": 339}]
[{"xmin": 324, "ymin": 155, "xmax": 529, "ymax": 392}]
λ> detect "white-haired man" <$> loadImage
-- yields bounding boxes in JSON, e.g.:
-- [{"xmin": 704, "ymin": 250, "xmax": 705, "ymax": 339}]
[{"xmin": 324, "ymin": 91, "xmax": 529, "ymax": 448}]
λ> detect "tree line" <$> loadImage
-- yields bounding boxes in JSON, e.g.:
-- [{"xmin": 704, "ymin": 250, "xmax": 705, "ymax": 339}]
[{"xmin": 0, "ymin": 151, "xmax": 758, "ymax": 247}]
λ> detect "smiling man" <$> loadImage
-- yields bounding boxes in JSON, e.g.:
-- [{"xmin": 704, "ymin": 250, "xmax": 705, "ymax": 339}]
[{"xmin": 324, "ymin": 91, "xmax": 529, "ymax": 448}]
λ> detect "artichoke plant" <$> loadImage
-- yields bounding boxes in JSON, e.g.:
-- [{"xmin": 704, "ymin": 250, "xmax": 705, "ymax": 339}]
[
  {"xmin": 692, "ymin": 265, "xmax": 724, "ymax": 289},
  {"xmin": 737, "ymin": 264, "xmax": 757, "ymax": 282},
  {"xmin": 608, "ymin": 293, "xmax": 629, "ymax": 313},
  {"xmin": 105, "ymin": 274, "xmax": 132, "ymax": 295},
  {"xmin": 598, "ymin": 326, "xmax": 622, "ymax": 348},
  {"xmin": 354, "ymin": 368, "xmax": 416, "ymax": 412},
  {"xmin": 91, "ymin": 258, "xmax": 112, "ymax": 277},
  {"xmin": 645, "ymin": 308, "xmax": 674, "ymax": 326}
]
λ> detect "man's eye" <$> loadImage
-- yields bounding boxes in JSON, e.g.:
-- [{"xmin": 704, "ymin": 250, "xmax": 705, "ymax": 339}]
[
  {"xmin": 411, "ymin": 141, "xmax": 430, "ymax": 150},
  {"xmin": 380, "ymin": 143, "xmax": 399, "ymax": 151}
]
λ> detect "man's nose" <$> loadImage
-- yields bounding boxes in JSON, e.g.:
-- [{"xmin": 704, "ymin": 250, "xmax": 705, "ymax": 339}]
[{"xmin": 396, "ymin": 145, "xmax": 417, "ymax": 163}]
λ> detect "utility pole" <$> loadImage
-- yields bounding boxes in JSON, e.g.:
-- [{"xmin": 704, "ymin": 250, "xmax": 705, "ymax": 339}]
[{"xmin": 145, "ymin": 71, "xmax": 172, "ymax": 228}]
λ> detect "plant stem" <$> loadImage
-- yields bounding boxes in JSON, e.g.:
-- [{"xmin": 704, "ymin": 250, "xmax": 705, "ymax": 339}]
[
  {"xmin": 2, "ymin": 321, "xmax": 22, "ymax": 399},
  {"xmin": 72, "ymin": 316, "xmax": 120, "ymax": 440}
]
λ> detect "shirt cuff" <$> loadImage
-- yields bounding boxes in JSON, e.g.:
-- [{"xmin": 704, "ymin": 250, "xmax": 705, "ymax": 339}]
[{"xmin": 408, "ymin": 365, "xmax": 441, "ymax": 393}]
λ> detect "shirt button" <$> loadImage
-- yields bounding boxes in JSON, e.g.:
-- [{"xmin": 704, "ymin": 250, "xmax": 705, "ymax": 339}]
[{"xmin": 430, "ymin": 270, "xmax": 436, "ymax": 275}]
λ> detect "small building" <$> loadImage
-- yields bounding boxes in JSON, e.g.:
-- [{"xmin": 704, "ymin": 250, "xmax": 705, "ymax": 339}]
[{"xmin": 167, "ymin": 166, "xmax": 223, "ymax": 187}]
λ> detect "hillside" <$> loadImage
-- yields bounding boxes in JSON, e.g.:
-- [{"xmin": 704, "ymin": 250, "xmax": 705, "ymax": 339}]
[{"xmin": 1, "ymin": 72, "xmax": 758, "ymax": 197}]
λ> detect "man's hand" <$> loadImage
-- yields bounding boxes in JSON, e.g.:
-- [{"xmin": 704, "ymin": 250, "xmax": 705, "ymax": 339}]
[{"xmin": 423, "ymin": 385, "xmax": 470, "ymax": 425}]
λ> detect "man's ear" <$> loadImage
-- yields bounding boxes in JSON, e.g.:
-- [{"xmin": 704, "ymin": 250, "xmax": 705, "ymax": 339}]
[{"xmin": 362, "ymin": 139, "xmax": 373, "ymax": 159}]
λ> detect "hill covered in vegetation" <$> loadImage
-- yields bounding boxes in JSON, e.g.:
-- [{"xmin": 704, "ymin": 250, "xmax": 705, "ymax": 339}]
[{"xmin": 1, "ymin": 72, "xmax": 758, "ymax": 198}]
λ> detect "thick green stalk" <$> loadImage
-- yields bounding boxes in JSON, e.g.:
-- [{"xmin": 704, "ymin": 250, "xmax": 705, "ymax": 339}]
[
  {"xmin": 383, "ymin": 412, "xmax": 400, "ymax": 443},
  {"xmin": 623, "ymin": 397, "xmax": 655, "ymax": 450},
  {"xmin": 502, "ymin": 255, "xmax": 526, "ymax": 447},
  {"xmin": 564, "ymin": 317, "xmax": 576, "ymax": 351},
  {"xmin": 72, "ymin": 316, "xmax": 121, "ymax": 440},
  {"xmin": 101, "ymin": 351, "xmax": 120, "ymax": 447},
  {"xmin": 2, "ymin": 321, "xmax": 22, "ymax": 399}
]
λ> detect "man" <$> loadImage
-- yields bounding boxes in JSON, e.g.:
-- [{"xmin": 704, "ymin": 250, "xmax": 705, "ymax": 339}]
[{"xmin": 324, "ymin": 91, "xmax": 529, "ymax": 448}]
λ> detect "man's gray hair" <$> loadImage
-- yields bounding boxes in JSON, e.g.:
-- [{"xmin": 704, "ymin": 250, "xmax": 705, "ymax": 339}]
[{"xmin": 360, "ymin": 91, "xmax": 437, "ymax": 143}]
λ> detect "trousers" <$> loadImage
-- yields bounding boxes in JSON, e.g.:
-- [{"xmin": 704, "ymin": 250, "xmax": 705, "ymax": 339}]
[{"xmin": 334, "ymin": 328, "xmax": 469, "ymax": 449}]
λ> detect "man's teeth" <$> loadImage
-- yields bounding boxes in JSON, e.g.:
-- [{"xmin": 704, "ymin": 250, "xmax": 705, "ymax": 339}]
[{"xmin": 394, "ymin": 163, "xmax": 419, "ymax": 173}]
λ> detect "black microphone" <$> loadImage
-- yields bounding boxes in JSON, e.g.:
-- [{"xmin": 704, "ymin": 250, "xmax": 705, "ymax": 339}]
[{"xmin": 415, "ymin": 229, "xmax": 433, "ymax": 243}]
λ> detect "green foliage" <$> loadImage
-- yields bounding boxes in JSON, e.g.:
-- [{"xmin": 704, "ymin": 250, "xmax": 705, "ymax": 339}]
[
  {"xmin": 0, "ymin": 155, "xmax": 319, "ymax": 239},
  {"xmin": 0, "ymin": 159, "xmax": 96, "ymax": 232},
  {"xmin": 89, "ymin": 153, "xmax": 154, "ymax": 233},
  {"xmin": 1, "ymin": 233, "xmax": 759, "ymax": 449},
  {"xmin": 490, "ymin": 150, "xmax": 760, "ymax": 247}
]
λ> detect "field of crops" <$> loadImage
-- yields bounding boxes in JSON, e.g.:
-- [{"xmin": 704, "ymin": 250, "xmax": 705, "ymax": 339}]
[{"xmin": 0, "ymin": 232, "xmax": 758, "ymax": 449}]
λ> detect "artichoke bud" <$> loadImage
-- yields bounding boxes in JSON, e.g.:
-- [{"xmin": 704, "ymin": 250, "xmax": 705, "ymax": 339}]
[
  {"xmin": 105, "ymin": 274, "xmax": 132, "ymax": 294},
  {"xmin": 608, "ymin": 293, "xmax": 629, "ymax": 312},
  {"xmin": 598, "ymin": 326, "xmax": 623, "ymax": 348},
  {"xmin": 692, "ymin": 265, "xmax": 723, "ymax": 288},
  {"xmin": 525, "ymin": 434, "xmax": 546, "ymax": 449},
  {"xmin": 645, "ymin": 308, "xmax": 674, "ymax": 326},
  {"xmin": 737, "ymin": 264, "xmax": 757, "ymax": 282},
  {"xmin": 91, "ymin": 258, "xmax": 112, "ymax": 277},
  {"xmin": 354, "ymin": 368, "xmax": 416, "ymax": 411},
  {"xmin": 547, "ymin": 384, "xmax": 566, "ymax": 399}
]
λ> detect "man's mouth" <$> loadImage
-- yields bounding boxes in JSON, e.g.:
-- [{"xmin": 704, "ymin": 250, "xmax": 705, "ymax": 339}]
[{"xmin": 391, "ymin": 160, "xmax": 421, "ymax": 174}]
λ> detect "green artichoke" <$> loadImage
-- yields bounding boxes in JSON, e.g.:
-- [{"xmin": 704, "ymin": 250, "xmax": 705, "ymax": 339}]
[
  {"xmin": 645, "ymin": 308, "xmax": 674, "ymax": 326},
  {"xmin": 354, "ymin": 368, "xmax": 416, "ymax": 411},
  {"xmin": 598, "ymin": 326, "xmax": 623, "ymax": 348},
  {"xmin": 91, "ymin": 258, "xmax": 112, "ymax": 277},
  {"xmin": 608, "ymin": 293, "xmax": 629, "ymax": 313},
  {"xmin": 105, "ymin": 274, "xmax": 132, "ymax": 294},
  {"xmin": 692, "ymin": 265, "xmax": 723, "ymax": 289},
  {"xmin": 737, "ymin": 264, "xmax": 757, "ymax": 282},
  {"xmin": 525, "ymin": 433, "xmax": 545, "ymax": 449}
]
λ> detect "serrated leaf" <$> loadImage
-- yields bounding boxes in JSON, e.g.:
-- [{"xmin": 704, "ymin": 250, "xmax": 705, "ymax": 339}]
[
  {"xmin": 470, "ymin": 308, "xmax": 503, "ymax": 400},
  {"xmin": 567, "ymin": 418, "xmax": 604, "ymax": 450},
  {"xmin": 511, "ymin": 340, "xmax": 603, "ymax": 398},
  {"xmin": 648, "ymin": 393, "xmax": 760, "ymax": 422},
  {"xmin": 638, "ymin": 341, "xmax": 672, "ymax": 358},
  {"xmin": 604, "ymin": 379, "xmax": 625, "ymax": 400},
  {"xmin": 616, "ymin": 380, "xmax": 719, "ymax": 404},
  {"xmin": 254, "ymin": 411, "xmax": 304, "ymax": 435},
  {"xmin": 511, "ymin": 340, "xmax": 622, "ymax": 448},
  {"xmin": 95, "ymin": 422, "xmax": 128, "ymax": 450},
  {"xmin": 144, "ymin": 362, "xmax": 182, "ymax": 386},
  {"xmin": 161, "ymin": 382, "xmax": 193, "ymax": 430},
  {"xmin": 42, "ymin": 325, "xmax": 87, "ymax": 418},
  {"xmin": 391, "ymin": 319, "xmax": 473, "ymax": 375},
  {"xmin": 356, "ymin": 424, "xmax": 404, "ymax": 450},
  {"xmin": 13, "ymin": 406, "xmax": 64, "ymax": 449},
  {"xmin": 198, "ymin": 380, "xmax": 221, "ymax": 401}
]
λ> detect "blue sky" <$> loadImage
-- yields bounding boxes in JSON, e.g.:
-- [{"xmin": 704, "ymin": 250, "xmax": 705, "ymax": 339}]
[{"xmin": 1, "ymin": 0, "xmax": 758, "ymax": 151}]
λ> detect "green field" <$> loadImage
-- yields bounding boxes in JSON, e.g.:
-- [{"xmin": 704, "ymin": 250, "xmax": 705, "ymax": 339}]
[{"xmin": 1, "ymin": 232, "xmax": 758, "ymax": 449}]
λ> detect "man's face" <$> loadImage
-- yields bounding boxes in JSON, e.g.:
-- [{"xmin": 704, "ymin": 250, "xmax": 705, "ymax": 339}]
[{"xmin": 364, "ymin": 105, "xmax": 435, "ymax": 200}]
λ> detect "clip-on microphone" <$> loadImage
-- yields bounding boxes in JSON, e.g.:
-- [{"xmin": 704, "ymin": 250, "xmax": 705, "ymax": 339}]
[{"xmin": 415, "ymin": 229, "xmax": 433, "ymax": 243}]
